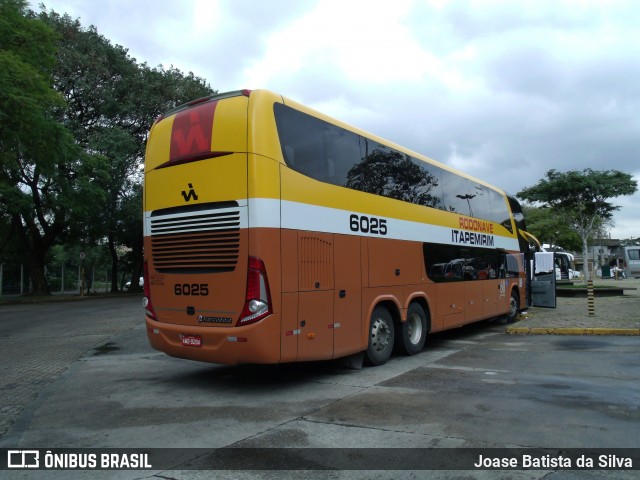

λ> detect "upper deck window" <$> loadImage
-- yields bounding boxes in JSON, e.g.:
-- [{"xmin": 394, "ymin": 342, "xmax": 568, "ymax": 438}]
[{"xmin": 274, "ymin": 103, "xmax": 512, "ymax": 231}]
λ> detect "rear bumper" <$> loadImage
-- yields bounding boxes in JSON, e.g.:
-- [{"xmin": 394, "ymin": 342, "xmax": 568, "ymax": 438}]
[{"xmin": 146, "ymin": 314, "xmax": 281, "ymax": 365}]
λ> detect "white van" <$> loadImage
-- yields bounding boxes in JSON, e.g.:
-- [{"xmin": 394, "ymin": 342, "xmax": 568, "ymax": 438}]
[{"xmin": 623, "ymin": 246, "xmax": 640, "ymax": 278}]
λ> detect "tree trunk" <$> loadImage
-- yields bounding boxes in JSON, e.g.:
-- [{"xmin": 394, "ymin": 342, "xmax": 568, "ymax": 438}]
[
  {"xmin": 27, "ymin": 244, "xmax": 51, "ymax": 296},
  {"xmin": 108, "ymin": 233, "xmax": 119, "ymax": 293},
  {"xmin": 14, "ymin": 214, "xmax": 52, "ymax": 296},
  {"xmin": 581, "ymin": 236, "xmax": 590, "ymax": 282}
]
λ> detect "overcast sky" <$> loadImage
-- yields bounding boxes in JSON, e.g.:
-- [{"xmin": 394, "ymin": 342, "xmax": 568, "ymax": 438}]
[{"xmin": 31, "ymin": 0, "xmax": 640, "ymax": 241}]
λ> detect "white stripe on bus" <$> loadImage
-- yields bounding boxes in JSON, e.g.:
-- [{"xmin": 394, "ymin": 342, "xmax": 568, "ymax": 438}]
[{"xmin": 145, "ymin": 198, "xmax": 520, "ymax": 251}]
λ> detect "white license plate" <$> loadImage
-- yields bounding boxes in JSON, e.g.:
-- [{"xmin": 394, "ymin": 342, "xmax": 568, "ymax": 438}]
[{"xmin": 181, "ymin": 335, "xmax": 202, "ymax": 347}]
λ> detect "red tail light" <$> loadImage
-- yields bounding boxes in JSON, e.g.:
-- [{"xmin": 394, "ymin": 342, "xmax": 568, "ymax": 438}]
[
  {"xmin": 237, "ymin": 257, "xmax": 272, "ymax": 326},
  {"xmin": 143, "ymin": 260, "xmax": 157, "ymax": 320}
]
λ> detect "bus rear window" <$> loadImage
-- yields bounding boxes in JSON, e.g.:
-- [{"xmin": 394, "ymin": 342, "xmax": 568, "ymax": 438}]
[{"xmin": 168, "ymin": 101, "xmax": 217, "ymax": 165}]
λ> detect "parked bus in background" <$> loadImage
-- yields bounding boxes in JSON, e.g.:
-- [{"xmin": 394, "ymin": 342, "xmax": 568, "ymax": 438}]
[
  {"xmin": 624, "ymin": 246, "xmax": 640, "ymax": 278},
  {"xmin": 142, "ymin": 89, "xmax": 552, "ymax": 367}
]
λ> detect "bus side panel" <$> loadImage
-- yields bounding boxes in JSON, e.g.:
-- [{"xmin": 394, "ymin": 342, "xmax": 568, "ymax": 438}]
[
  {"xmin": 297, "ymin": 290, "xmax": 334, "ymax": 361},
  {"xmin": 295, "ymin": 231, "xmax": 334, "ymax": 361},
  {"xmin": 482, "ymin": 279, "xmax": 500, "ymax": 318},
  {"xmin": 280, "ymin": 292, "xmax": 298, "ymax": 362},
  {"xmin": 333, "ymin": 234, "xmax": 362, "ymax": 359},
  {"xmin": 368, "ymin": 238, "xmax": 422, "ymax": 287},
  {"xmin": 465, "ymin": 282, "xmax": 484, "ymax": 323},
  {"xmin": 436, "ymin": 283, "xmax": 466, "ymax": 329}
]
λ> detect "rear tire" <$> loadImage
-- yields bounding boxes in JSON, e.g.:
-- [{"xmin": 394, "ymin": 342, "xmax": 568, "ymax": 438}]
[
  {"xmin": 365, "ymin": 305, "xmax": 395, "ymax": 366},
  {"xmin": 395, "ymin": 302, "xmax": 428, "ymax": 356},
  {"xmin": 505, "ymin": 290, "xmax": 520, "ymax": 323}
]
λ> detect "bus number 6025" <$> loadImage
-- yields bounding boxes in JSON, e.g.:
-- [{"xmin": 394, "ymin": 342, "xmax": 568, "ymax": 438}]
[
  {"xmin": 349, "ymin": 214, "xmax": 388, "ymax": 235},
  {"xmin": 174, "ymin": 284, "xmax": 209, "ymax": 296}
]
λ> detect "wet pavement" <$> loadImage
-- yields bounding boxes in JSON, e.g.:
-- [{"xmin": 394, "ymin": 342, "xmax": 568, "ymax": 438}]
[{"xmin": 0, "ymin": 287, "xmax": 638, "ymax": 479}]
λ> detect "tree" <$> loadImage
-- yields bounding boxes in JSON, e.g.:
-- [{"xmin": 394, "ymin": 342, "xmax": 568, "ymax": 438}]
[
  {"xmin": 521, "ymin": 205, "xmax": 582, "ymax": 251},
  {"xmin": 38, "ymin": 8, "xmax": 215, "ymax": 292},
  {"xmin": 0, "ymin": 0, "xmax": 108, "ymax": 295},
  {"xmin": 517, "ymin": 169, "xmax": 637, "ymax": 280}
]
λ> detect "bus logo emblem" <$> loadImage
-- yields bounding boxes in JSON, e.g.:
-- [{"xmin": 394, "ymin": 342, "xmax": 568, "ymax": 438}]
[{"xmin": 181, "ymin": 183, "xmax": 198, "ymax": 202}]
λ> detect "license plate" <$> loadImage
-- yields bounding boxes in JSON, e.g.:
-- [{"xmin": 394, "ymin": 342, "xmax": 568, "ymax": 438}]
[{"xmin": 181, "ymin": 335, "xmax": 202, "ymax": 347}]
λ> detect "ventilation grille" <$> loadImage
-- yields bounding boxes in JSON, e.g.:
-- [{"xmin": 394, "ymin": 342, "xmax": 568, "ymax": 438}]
[
  {"xmin": 150, "ymin": 204, "xmax": 242, "ymax": 273},
  {"xmin": 299, "ymin": 234, "xmax": 334, "ymax": 291}
]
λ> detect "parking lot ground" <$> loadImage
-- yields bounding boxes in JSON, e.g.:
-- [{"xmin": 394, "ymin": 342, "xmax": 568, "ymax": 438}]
[
  {"xmin": 1, "ymin": 296, "xmax": 638, "ymax": 479},
  {"xmin": 508, "ymin": 277, "xmax": 640, "ymax": 335}
]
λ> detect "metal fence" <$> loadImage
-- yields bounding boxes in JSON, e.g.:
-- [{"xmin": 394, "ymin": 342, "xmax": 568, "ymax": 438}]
[{"xmin": 0, "ymin": 262, "xmax": 135, "ymax": 296}]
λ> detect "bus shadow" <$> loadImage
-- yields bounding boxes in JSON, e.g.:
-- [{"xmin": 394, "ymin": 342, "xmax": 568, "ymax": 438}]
[
  {"xmin": 165, "ymin": 318, "xmax": 505, "ymax": 391},
  {"xmin": 165, "ymin": 358, "xmax": 358, "ymax": 392}
]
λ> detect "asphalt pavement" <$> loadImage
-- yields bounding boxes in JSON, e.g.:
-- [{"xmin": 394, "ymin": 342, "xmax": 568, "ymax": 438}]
[
  {"xmin": 0, "ymin": 289, "xmax": 638, "ymax": 479},
  {"xmin": 0, "ymin": 295, "xmax": 143, "ymax": 438},
  {"xmin": 1, "ymin": 279, "xmax": 637, "ymax": 439}
]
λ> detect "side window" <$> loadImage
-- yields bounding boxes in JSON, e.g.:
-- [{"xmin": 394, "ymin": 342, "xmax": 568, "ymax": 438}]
[
  {"xmin": 467, "ymin": 183, "xmax": 492, "ymax": 222},
  {"xmin": 504, "ymin": 252, "xmax": 524, "ymax": 277},
  {"xmin": 507, "ymin": 195, "xmax": 526, "ymax": 232},
  {"xmin": 345, "ymin": 139, "xmax": 444, "ymax": 208},
  {"xmin": 324, "ymin": 127, "xmax": 361, "ymax": 186},
  {"xmin": 410, "ymin": 158, "xmax": 444, "ymax": 209},
  {"xmin": 424, "ymin": 243, "xmax": 512, "ymax": 282},
  {"xmin": 441, "ymin": 171, "xmax": 472, "ymax": 215},
  {"xmin": 274, "ymin": 103, "xmax": 512, "ymax": 233},
  {"xmin": 275, "ymin": 103, "xmax": 361, "ymax": 185},
  {"xmin": 423, "ymin": 243, "xmax": 463, "ymax": 282},
  {"xmin": 491, "ymin": 190, "xmax": 513, "ymax": 233}
]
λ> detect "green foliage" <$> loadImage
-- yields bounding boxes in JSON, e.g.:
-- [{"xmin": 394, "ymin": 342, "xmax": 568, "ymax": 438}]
[
  {"xmin": 0, "ymin": 0, "xmax": 110, "ymax": 294},
  {"xmin": 517, "ymin": 169, "xmax": 637, "ymax": 220},
  {"xmin": 521, "ymin": 206, "xmax": 581, "ymax": 251},
  {"xmin": 1, "ymin": 2, "xmax": 215, "ymax": 294},
  {"xmin": 518, "ymin": 169, "xmax": 637, "ymax": 279},
  {"xmin": 37, "ymin": 6, "xmax": 214, "ymax": 292}
]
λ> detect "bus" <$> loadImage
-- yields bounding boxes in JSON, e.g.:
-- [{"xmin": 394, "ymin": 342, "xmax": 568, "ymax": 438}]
[{"xmin": 143, "ymin": 89, "xmax": 551, "ymax": 367}]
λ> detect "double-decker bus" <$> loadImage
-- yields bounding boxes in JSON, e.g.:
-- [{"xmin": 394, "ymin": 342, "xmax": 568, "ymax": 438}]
[{"xmin": 143, "ymin": 89, "xmax": 551, "ymax": 366}]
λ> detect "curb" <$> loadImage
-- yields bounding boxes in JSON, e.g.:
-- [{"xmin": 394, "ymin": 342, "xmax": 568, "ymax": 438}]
[{"xmin": 506, "ymin": 326, "xmax": 640, "ymax": 335}]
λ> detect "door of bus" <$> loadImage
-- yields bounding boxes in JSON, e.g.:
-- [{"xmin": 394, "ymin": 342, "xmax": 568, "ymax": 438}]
[{"xmin": 530, "ymin": 252, "xmax": 557, "ymax": 308}]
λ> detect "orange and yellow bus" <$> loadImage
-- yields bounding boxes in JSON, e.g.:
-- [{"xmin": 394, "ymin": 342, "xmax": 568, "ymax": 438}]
[{"xmin": 143, "ymin": 89, "xmax": 547, "ymax": 366}]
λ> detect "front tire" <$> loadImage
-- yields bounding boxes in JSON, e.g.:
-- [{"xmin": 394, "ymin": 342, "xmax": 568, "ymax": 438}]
[
  {"xmin": 365, "ymin": 306, "xmax": 395, "ymax": 366},
  {"xmin": 395, "ymin": 303, "xmax": 428, "ymax": 356}
]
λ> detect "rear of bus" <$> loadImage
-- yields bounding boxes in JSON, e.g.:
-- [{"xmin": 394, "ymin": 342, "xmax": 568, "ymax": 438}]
[{"xmin": 143, "ymin": 90, "xmax": 281, "ymax": 365}]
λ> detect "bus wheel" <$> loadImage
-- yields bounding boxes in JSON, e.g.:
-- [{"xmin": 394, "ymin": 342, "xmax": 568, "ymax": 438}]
[
  {"xmin": 395, "ymin": 303, "xmax": 428, "ymax": 356},
  {"xmin": 505, "ymin": 291, "xmax": 520, "ymax": 323},
  {"xmin": 365, "ymin": 305, "xmax": 395, "ymax": 366}
]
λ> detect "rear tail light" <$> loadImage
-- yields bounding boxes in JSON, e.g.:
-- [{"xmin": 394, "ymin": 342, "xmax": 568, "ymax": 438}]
[
  {"xmin": 142, "ymin": 260, "xmax": 157, "ymax": 320},
  {"xmin": 237, "ymin": 257, "xmax": 272, "ymax": 326}
]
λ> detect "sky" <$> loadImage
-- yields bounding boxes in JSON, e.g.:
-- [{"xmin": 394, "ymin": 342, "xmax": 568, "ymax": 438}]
[{"xmin": 30, "ymin": 0, "xmax": 640, "ymax": 241}]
